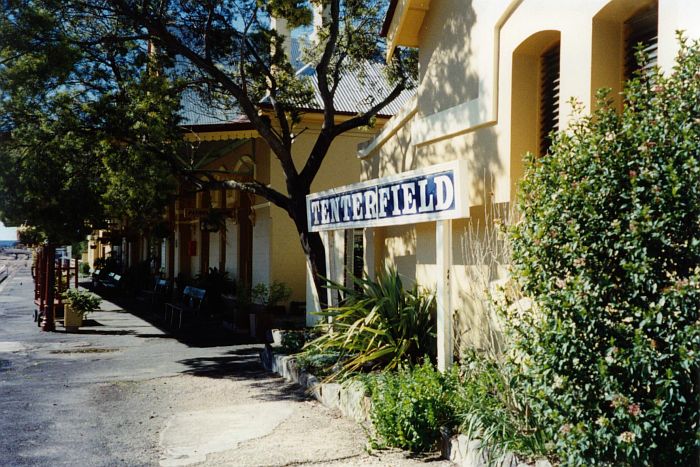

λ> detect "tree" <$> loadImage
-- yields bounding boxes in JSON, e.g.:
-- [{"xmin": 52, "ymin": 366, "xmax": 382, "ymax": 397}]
[
  {"xmin": 0, "ymin": 1, "xmax": 416, "ymax": 294},
  {"xmin": 509, "ymin": 37, "xmax": 700, "ymax": 465},
  {"xmin": 0, "ymin": 3, "xmax": 183, "ymax": 243}
]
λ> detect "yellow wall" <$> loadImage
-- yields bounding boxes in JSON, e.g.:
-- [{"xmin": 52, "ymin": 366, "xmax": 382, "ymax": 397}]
[
  {"xmin": 363, "ymin": 0, "xmax": 700, "ymax": 351},
  {"xmin": 261, "ymin": 120, "xmax": 388, "ymax": 303}
]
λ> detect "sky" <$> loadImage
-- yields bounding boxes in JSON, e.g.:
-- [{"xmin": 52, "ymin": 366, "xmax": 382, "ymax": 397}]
[{"xmin": 0, "ymin": 221, "xmax": 17, "ymax": 241}]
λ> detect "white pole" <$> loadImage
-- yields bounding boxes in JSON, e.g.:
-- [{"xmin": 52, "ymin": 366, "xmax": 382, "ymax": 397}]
[
  {"xmin": 322, "ymin": 231, "xmax": 335, "ymax": 311},
  {"xmin": 436, "ymin": 219, "xmax": 453, "ymax": 371}
]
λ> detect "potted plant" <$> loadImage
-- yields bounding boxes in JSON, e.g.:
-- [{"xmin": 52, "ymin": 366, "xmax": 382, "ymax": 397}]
[
  {"xmin": 249, "ymin": 281, "xmax": 292, "ymax": 339},
  {"xmin": 63, "ymin": 289, "xmax": 102, "ymax": 332}
]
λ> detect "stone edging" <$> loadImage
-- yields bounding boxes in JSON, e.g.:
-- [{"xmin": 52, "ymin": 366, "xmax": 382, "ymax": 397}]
[
  {"xmin": 259, "ymin": 345, "xmax": 371, "ymax": 425},
  {"xmin": 259, "ymin": 346, "xmax": 551, "ymax": 467}
]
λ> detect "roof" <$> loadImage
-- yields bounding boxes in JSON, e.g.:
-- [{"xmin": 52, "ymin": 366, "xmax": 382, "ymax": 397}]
[
  {"xmin": 180, "ymin": 37, "xmax": 413, "ymax": 127},
  {"xmin": 180, "ymin": 89, "xmax": 241, "ymax": 126},
  {"xmin": 298, "ymin": 58, "xmax": 413, "ymax": 117}
]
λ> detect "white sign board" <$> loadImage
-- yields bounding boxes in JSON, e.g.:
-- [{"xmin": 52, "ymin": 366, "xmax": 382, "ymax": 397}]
[{"xmin": 307, "ymin": 160, "xmax": 469, "ymax": 232}]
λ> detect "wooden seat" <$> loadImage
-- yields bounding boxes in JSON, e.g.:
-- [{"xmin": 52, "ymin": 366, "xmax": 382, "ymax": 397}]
[
  {"xmin": 164, "ymin": 286, "xmax": 206, "ymax": 329},
  {"xmin": 97, "ymin": 272, "xmax": 123, "ymax": 295},
  {"xmin": 150, "ymin": 278, "xmax": 171, "ymax": 312}
]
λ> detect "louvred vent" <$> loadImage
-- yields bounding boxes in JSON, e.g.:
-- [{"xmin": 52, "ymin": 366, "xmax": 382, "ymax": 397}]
[
  {"xmin": 539, "ymin": 44, "xmax": 560, "ymax": 157},
  {"xmin": 625, "ymin": 5, "xmax": 658, "ymax": 79}
]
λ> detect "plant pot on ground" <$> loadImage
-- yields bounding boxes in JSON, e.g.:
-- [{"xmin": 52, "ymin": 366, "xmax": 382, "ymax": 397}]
[
  {"xmin": 247, "ymin": 281, "xmax": 292, "ymax": 340},
  {"xmin": 62, "ymin": 289, "xmax": 102, "ymax": 332}
]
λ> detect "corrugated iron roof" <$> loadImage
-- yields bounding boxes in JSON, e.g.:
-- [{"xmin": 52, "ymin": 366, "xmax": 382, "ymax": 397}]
[
  {"xmin": 180, "ymin": 89, "xmax": 241, "ymax": 126},
  {"xmin": 304, "ymin": 59, "xmax": 413, "ymax": 116},
  {"xmin": 180, "ymin": 37, "xmax": 414, "ymax": 127}
]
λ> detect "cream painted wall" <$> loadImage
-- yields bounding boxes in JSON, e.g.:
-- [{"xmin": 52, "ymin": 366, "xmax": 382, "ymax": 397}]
[
  {"xmin": 208, "ymin": 232, "xmax": 220, "ymax": 272},
  {"xmin": 190, "ymin": 225, "xmax": 201, "ymax": 277},
  {"xmin": 268, "ymin": 207, "xmax": 306, "ymax": 302},
  {"xmin": 658, "ymin": 0, "xmax": 700, "ymax": 70},
  {"xmin": 172, "ymin": 120, "xmax": 387, "ymax": 308},
  {"xmin": 265, "ymin": 122, "xmax": 387, "ymax": 304},
  {"xmin": 377, "ymin": 0, "xmax": 700, "ymax": 204},
  {"xmin": 173, "ymin": 229, "xmax": 180, "ymax": 277},
  {"xmin": 417, "ymin": 0, "xmax": 480, "ymax": 114},
  {"xmin": 363, "ymin": 0, "xmax": 700, "ymax": 352},
  {"xmin": 361, "ymin": 115, "xmax": 416, "ymax": 180}
]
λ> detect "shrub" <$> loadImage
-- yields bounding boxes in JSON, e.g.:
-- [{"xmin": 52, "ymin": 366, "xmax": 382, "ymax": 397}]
[
  {"xmin": 280, "ymin": 330, "xmax": 305, "ymax": 354},
  {"xmin": 63, "ymin": 289, "xmax": 101, "ymax": 317},
  {"xmin": 454, "ymin": 351, "xmax": 547, "ymax": 460},
  {"xmin": 296, "ymin": 350, "xmax": 341, "ymax": 377},
  {"xmin": 251, "ymin": 280, "xmax": 292, "ymax": 307},
  {"xmin": 80, "ymin": 262, "xmax": 91, "ymax": 275},
  {"xmin": 509, "ymin": 37, "xmax": 700, "ymax": 465},
  {"xmin": 195, "ymin": 267, "xmax": 234, "ymax": 309},
  {"xmin": 366, "ymin": 358, "xmax": 459, "ymax": 453},
  {"xmin": 17, "ymin": 225, "xmax": 45, "ymax": 246},
  {"xmin": 305, "ymin": 267, "xmax": 435, "ymax": 379}
]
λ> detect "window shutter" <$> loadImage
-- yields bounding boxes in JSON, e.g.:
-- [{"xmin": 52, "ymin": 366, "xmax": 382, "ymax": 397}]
[
  {"xmin": 539, "ymin": 44, "xmax": 560, "ymax": 157},
  {"xmin": 625, "ymin": 5, "xmax": 658, "ymax": 79}
]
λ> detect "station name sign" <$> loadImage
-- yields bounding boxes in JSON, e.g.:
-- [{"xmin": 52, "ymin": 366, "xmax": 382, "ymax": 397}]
[{"xmin": 306, "ymin": 160, "xmax": 468, "ymax": 232}]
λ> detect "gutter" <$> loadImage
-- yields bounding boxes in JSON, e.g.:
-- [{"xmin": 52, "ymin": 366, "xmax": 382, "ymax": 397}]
[{"xmin": 380, "ymin": 0, "xmax": 399, "ymax": 37}]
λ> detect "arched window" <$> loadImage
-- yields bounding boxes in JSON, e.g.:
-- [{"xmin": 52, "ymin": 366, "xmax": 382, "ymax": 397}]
[
  {"xmin": 624, "ymin": 4, "xmax": 658, "ymax": 79},
  {"xmin": 591, "ymin": 0, "xmax": 658, "ymax": 110},
  {"xmin": 510, "ymin": 30, "xmax": 561, "ymax": 201}
]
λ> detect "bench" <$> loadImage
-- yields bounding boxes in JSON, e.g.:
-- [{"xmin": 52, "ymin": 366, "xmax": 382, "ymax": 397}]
[
  {"xmin": 165, "ymin": 286, "xmax": 206, "ymax": 329},
  {"xmin": 91, "ymin": 269, "xmax": 102, "ymax": 289},
  {"xmin": 98, "ymin": 272, "xmax": 123, "ymax": 294},
  {"xmin": 150, "ymin": 278, "xmax": 171, "ymax": 311}
]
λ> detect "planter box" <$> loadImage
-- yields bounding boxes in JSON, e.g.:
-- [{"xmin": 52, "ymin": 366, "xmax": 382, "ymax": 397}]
[{"xmin": 63, "ymin": 304, "xmax": 83, "ymax": 332}]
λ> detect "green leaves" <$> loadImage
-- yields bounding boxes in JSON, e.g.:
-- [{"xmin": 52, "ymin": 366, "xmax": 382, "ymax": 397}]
[
  {"xmin": 63, "ymin": 289, "xmax": 101, "ymax": 317},
  {"xmin": 366, "ymin": 358, "xmax": 458, "ymax": 452},
  {"xmin": 510, "ymin": 37, "xmax": 700, "ymax": 465},
  {"xmin": 0, "ymin": 2, "xmax": 184, "ymax": 241},
  {"xmin": 302, "ymin": 268, "xmax": 436, "ymax": 380}
]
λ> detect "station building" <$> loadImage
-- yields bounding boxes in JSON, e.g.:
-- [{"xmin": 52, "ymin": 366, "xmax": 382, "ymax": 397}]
[
  {"xmin": 309, "ymin": 0, "xmax": 700, "ymax": 367},
  {"xmin": 88, "ymin": 34, "xmax": 412, "ymax": 313}
]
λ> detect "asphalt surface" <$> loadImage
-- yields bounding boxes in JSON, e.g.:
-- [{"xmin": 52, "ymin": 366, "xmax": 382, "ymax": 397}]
[{"xmin": 0, "ymin": 263, "xmax": 450, "ymax": 467}]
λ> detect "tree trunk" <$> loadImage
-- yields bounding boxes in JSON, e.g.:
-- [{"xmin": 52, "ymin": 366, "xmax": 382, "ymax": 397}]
[{"xmin": 288, "ymin": 191, "xmax": 327, "ymax": 309}]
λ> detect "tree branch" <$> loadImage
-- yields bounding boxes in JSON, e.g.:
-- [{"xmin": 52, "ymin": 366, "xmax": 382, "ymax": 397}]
[
  {"xmin": 221, "ymin": 179, "xmax": 290, "ymax": 212},
  {"xmin": 110, "ymin": 0, "xmax": 292, "ymax": 168},
  {"xmin": 315, "ymin": 0, "xmax": 341, "ymax": 130},
  {"xmin": 300, "ymin": 80, "xmax": 408, "ymax": 185}
]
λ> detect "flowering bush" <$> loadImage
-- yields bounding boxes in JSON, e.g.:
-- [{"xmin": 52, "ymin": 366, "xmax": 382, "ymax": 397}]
[{"xmin": 509, "ymin": 38, "xmax": 700, "ymax": 465}]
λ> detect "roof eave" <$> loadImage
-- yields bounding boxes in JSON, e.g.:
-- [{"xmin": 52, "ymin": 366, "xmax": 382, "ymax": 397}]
[
  {"xmin": 180, "ymin": 121, "xmax": 259, "ymax": 142},
  {"xmin": 383, "ymin": 0, "xmax": 431, "ymax": 61}
]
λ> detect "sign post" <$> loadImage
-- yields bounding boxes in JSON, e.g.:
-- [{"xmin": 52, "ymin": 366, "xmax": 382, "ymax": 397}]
[
  {"xmin": 306, "ymin": 161, "xmax": 468, "ymax": 370},
  {"xmin": 436, "ymin": 219, "xmax": 453, "ymax": 371}
]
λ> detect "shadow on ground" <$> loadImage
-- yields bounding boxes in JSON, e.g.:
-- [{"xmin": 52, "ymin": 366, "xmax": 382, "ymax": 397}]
[
  {"xmin": 176, "ymin": 347, "xmax": 311, "ymax": 402},
  {"xmin": 81, "ymin": 282, "xmax": 312, "ymax": 403},
  {"xmin": 84, "ymin": 281, "xmax": 260, "ymax": 348}
]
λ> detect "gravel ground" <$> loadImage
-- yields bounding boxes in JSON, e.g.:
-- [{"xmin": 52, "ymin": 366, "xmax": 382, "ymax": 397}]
[{"xmin": 0, "ymin": 263, "xmax": 451, "ymax": 467}]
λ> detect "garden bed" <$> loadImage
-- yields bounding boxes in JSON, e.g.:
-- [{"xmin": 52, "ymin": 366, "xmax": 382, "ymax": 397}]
[
  {"xmin": 259, "ymin": 345, "xmax": 370, "ymax": 425},
  {"xmin": 259, "ymin": 346, "xmax": 550, "ymax": 467}
]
